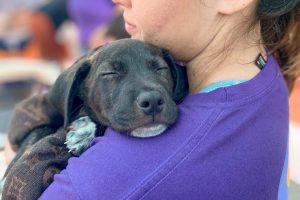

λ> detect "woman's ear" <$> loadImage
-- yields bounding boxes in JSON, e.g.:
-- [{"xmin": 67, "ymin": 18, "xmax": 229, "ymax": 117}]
[{"xmin": 217, "ymin": 0, "xmax": 256, "ymax": 15}]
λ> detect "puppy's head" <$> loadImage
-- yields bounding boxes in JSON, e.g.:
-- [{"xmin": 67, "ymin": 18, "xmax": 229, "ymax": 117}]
[{"xmin": 48, "ymin": 39, "xmax": 188, "ymax": 138}]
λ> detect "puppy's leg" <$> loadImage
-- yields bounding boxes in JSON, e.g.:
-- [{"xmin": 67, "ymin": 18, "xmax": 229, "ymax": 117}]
[
  {"xmin": 1, "ymin": 128, "xmax": 71, "ymax": 200},
  {"xmin": 3, "ymin": 126, "xmax": 54, "ymax": 178},
  {"xmin": 65, "ymin": 116, "xmax": 97, "ymax": 156},
  {"xmin": 0, "ymin": 127, "xmax": 54, "ymax": 200}
]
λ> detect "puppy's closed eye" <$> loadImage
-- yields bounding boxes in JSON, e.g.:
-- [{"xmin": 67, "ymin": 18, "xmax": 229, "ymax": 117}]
[
  {"xmin": 156, "ymin": 66, "xmax": 169, "ymax": 71},
  {"xmin": 100, "ymin": 71, "xmax": 120, "ymax": 78},
  {"xmin": 99, "ymin": 61, "xmax": 126, "ymax": 78},
  {"xmin": 148, "ymin": 60, "xmax": 169, "ymax": 74},
  {"xmin": 148, "ymin": 60, "xmax": 160, "ymax": 69}
]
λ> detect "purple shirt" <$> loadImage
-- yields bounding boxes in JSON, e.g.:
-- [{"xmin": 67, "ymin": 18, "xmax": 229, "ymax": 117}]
[
  {"xmin": 67, "ymin": 0, "xmax": 115, "ymax": 47},
  {"xmin": 40, "ymin": 54, "xmax": 289, "ymax": 200}
]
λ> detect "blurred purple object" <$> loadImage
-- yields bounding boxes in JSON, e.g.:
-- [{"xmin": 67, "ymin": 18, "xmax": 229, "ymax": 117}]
[{"xmin": 67, "ymin": 0, "xmax": 115, "ymax": 48}]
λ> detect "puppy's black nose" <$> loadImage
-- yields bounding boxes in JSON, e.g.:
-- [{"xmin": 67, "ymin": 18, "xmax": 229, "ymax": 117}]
[{"xmin": 137, "ymin": 91, "xmax": 164, "ymax": 115}]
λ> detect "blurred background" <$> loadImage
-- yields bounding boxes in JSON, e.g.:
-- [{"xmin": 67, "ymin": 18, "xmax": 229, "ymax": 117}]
[
  {"xmin": 289, "ymin": 79, "xmax": 300, "ymax": 199},
  {"xmin": 0, "ymin": 0, "xmax": 299, "ymax": 199},
  {"xmin": 0, "ymin": 0, "xmax": 129, "ymax": 181}
]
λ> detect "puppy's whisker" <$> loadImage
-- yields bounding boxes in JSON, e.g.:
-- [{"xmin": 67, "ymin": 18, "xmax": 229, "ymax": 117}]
[{"xmin": 68, "ymin": 102, "xmax": 85, "ymax": 118}]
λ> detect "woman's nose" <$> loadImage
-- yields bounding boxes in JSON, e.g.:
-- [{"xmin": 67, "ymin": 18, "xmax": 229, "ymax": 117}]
[{"xmin": 112, "ymin": 0, "xmax": 131, "ymax": 8}]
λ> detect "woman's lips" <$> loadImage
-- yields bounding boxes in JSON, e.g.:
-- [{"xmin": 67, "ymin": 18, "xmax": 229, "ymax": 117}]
[{"xmin": 125, "ymin": 21, "xmax": 137, "ymax": 35}]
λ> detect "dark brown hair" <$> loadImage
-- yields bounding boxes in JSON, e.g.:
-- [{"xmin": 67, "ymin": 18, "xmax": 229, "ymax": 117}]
[{"xmin": 257, "ymin": 0, "xmax": 300, "ymax": 92}]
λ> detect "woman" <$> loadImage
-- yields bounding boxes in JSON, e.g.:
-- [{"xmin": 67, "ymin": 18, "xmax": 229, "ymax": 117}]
[{"xmin": 40, "ymin": 0, "xmax": 300, "ymax": 199}]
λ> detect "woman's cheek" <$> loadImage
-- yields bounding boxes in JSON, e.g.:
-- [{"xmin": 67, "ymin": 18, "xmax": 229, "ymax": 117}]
[{"xmin": 138, "ymin": 18, "xmax": 167, "ymax": 42}]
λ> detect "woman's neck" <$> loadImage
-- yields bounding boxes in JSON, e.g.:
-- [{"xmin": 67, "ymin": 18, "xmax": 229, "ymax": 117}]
[{"xmin": 186, "ymin": 24, "xmax": 267, "ymax": 94}]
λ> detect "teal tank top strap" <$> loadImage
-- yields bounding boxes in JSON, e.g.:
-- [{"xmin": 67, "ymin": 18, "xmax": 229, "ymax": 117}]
[{"xmin": 199, "ymin": 80, "xmax": 246, "ymax": 93}]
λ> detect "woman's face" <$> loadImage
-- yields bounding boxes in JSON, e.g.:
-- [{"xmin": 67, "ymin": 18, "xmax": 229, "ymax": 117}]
[{"xmin": 112, "ymin": 0, "xmax": 220, "ymax": 61}]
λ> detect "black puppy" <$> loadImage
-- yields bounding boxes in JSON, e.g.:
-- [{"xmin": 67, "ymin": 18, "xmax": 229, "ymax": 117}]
[
  {"xmin": 52, "ymin": 38, "xmax": 188, "ymax": 154},
  {"xmin": 1, "ymin": 39, "xmax": 188, "ymax": 200}
]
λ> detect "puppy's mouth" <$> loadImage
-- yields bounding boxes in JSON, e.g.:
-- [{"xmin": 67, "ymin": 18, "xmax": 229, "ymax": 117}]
[{"xmin": 130, "ymin": 123, "xmax": 168, "ymax": 138}]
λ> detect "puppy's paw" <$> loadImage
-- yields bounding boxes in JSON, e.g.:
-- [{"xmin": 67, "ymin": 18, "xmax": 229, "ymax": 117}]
[{"xmin": 65, "ymin": 116, "xmax": 96, "ymax": 156}]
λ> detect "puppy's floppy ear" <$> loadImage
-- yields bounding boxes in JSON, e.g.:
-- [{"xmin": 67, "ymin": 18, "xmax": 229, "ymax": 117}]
[
  {"xmin": 47, "ymin": 55, "xmax": 91, "ymax": 128},
  {"xmin": 161, "ymin": 50, "xmax": 189, "ymax": 104}
]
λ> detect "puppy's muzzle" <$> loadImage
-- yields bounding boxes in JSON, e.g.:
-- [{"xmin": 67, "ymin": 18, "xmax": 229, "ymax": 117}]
[
  {"xmin": 137, "ymin": 91, "xmax": 164, "ymax": 116},
  {"xmin": 130, "ymin": 90, "xmax": 168, "ymax": 138}
]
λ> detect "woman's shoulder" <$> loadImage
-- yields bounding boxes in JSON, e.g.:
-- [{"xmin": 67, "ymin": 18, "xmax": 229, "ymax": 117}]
[
  {"xmin": 46, "ymin": 102, "xmax": 219, "ymax": 199},
  {"xmin": 184, "ymin": 53, "xmax": 288, "ymax": 108}
]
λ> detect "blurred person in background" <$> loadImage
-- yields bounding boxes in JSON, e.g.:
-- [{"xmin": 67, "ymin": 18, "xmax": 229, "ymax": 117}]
[
  {"xmin": 89, "ymin": 13, "xmax": 130, "ymax": 49},
  {"xmin": 68, "ymin": 0, "xmax": 116, "ymax": 53},
  {"xmin": 0, "ymin": 0, "xmax": 118, "ymax": 61},
  {"xmin": 0, "ymin": 0, "xmax": 69, "ymax": 61}
]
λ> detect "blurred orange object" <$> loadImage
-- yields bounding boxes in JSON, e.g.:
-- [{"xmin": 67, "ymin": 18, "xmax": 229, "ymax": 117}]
[
  {"xmin": 290, "ymin": 77, "xmax": 300, "ymax": 124},
  {"xmin": 0, "ymin": 12, "xmax": 68, "ymax": 61}
]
